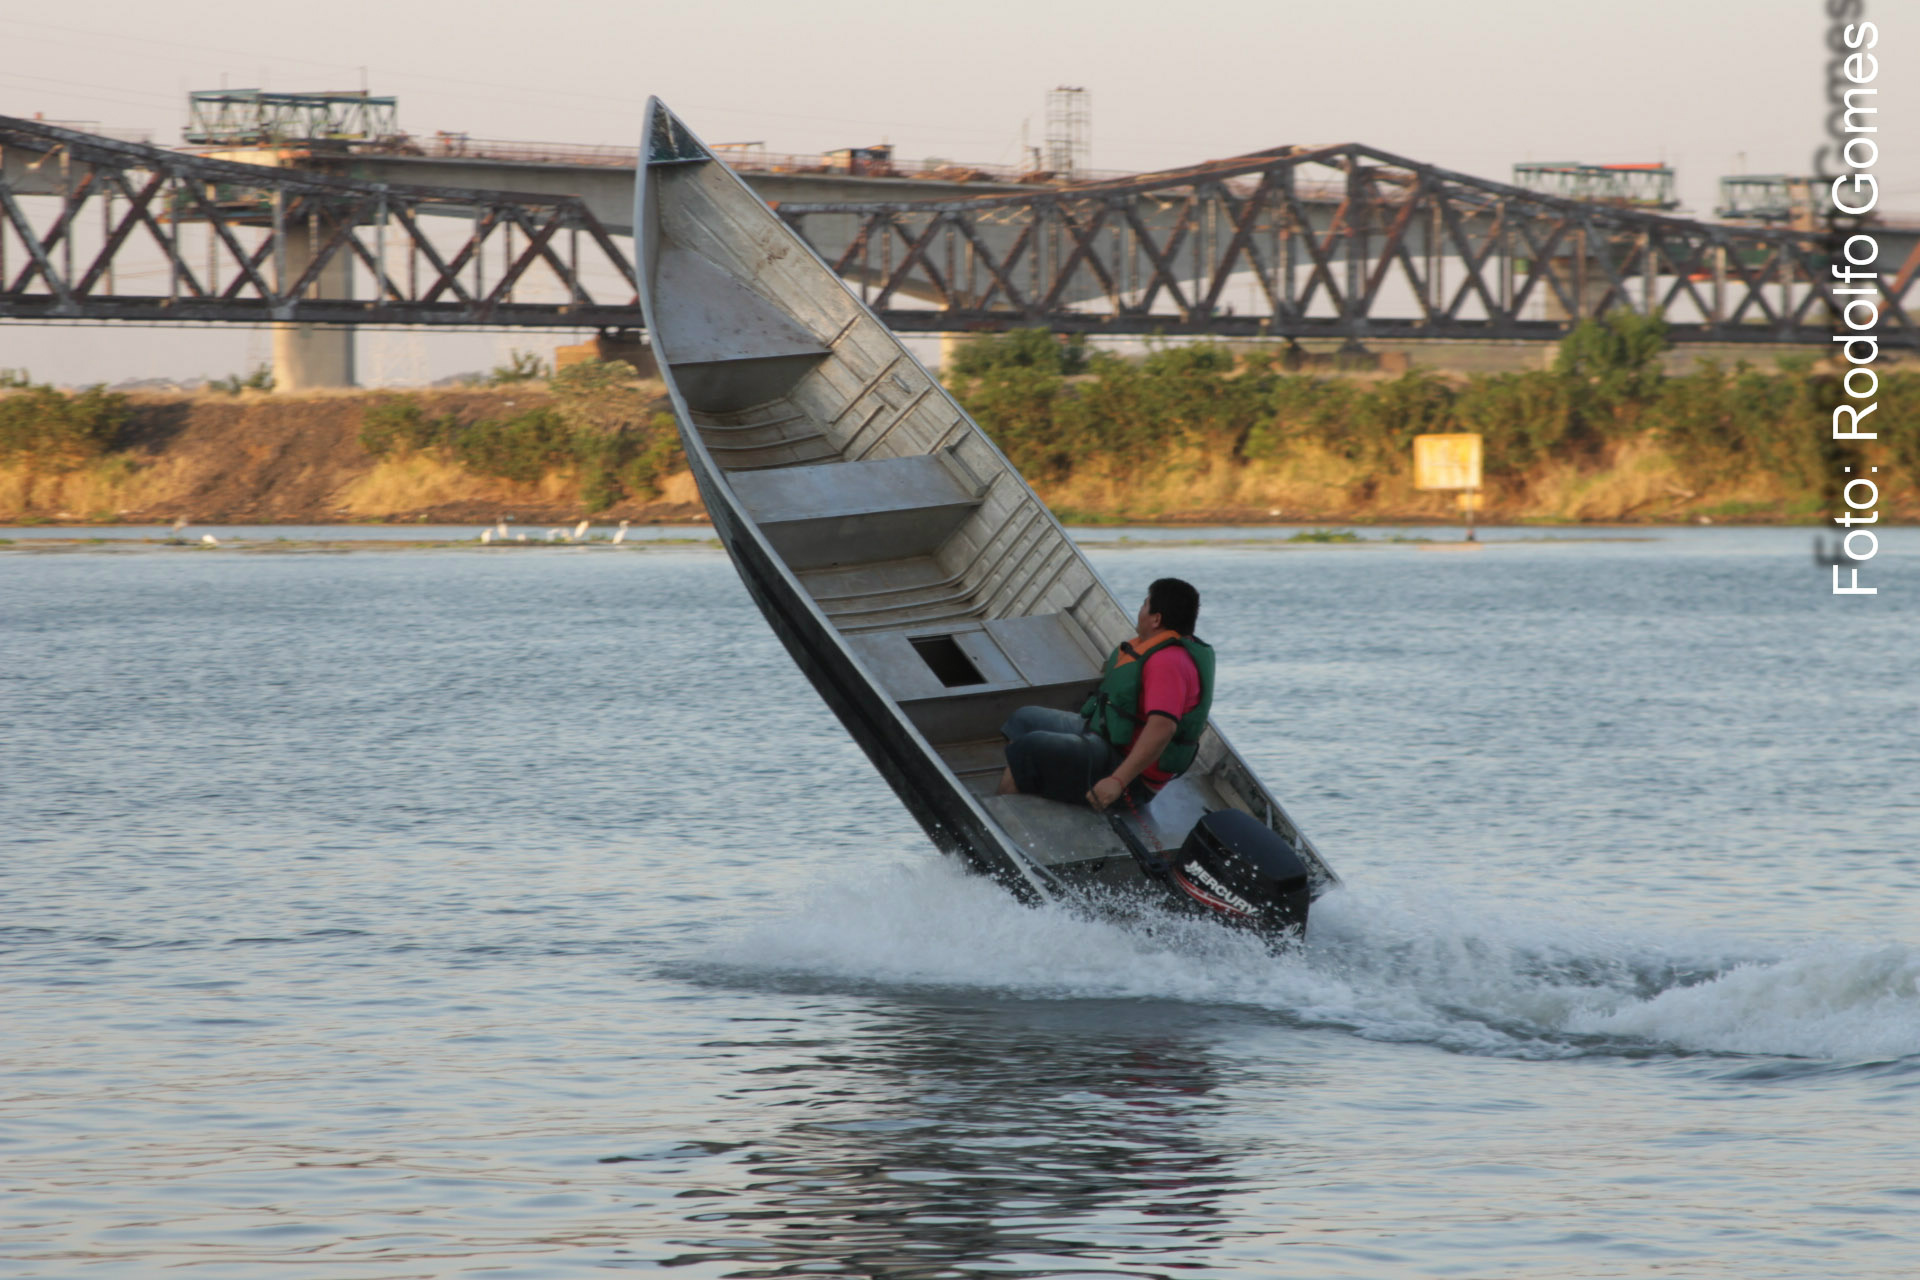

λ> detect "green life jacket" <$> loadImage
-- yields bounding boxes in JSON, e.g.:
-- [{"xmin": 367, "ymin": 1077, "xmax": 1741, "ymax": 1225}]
[{"xmin": 1080, "ymin": 630, "xmax": 1215, "ymax": 778}]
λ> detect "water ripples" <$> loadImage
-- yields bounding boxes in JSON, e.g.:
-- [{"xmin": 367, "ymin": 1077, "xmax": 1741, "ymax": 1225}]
[{"xmin": 5, "ymin": 532, "xmax": 1918, "ymax": 1277}]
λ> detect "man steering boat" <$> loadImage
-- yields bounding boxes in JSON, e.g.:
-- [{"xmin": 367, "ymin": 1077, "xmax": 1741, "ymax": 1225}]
[{"xmin": 996, "ymin": 577, "xmax": 1213, "ymax": 811}]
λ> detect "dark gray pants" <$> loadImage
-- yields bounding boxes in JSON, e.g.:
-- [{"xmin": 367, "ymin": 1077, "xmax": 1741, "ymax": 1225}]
[{"xmin": 1000, "ymin": 705, "xmax": 1153, "ymax": 808}]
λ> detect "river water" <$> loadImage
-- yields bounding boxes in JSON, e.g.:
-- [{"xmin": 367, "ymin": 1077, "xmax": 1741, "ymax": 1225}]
[{"xmin": 4, "ymin": 527, "xmax": 1917, "ymax": 1278}]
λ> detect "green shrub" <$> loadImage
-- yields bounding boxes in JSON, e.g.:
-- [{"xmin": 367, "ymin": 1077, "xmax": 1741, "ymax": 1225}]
[
  {"xmin": 948, "ymin": 328, "xmax": 1088, "ymax": 378},
  {"xmin": 1244, "ymin": 375, "xmax": 1361, "ymax": 461},
  {"xmin": 1555, "ymin": 311, "xmax": 1669, "ymax": 401},
  {"xmin": 453, "ymin": 408, "xmax": 574, "ymax": 484},
  {"xmin": 1345, "ymin": 371, "xmax": 1456, "ymax": 468},
  {"xmin": 961, "ymin": 342, "xmax": 1286, "ymax": 477},
  {"xmin": 550, "ymin": 359, "xmax": 650, "ymax": 442},
  {"xmin": 1139, "ymin": 342, "xmax": 1236, "ymax": 378},
  {"xmin": 359, "ymin": 396, "xmax": 459, "ymax": 457},
  {"xmin": 1453, "ymin": 371, "xmax": 1576, "ymax": 474},
  {"xmin": 1646, "ymin": 362, "xmax": 1845, "ymax": 493},
  {"xmin": 551, "ymin": 363, "xmax": 682, "ymax": 505},
  {"xmin": 357, "ymin": 363, "xmax": 684, "ymax": 508},
  {"xmin": 487, "ymin": 350, "xmax": 550, "ymax": 385},
  {"xmin": 955, "ymin": 364, "xmax": 1069, "ymax": 479},
  {"xmin": 578, "ymin": 461, "xmax": 623, "ymax": 513},
  {"xmin": 0, "ymin": 383, "xmax": 130, "ymax": 470},
  {"xmin": 936, "ymin": 325, "xmax": 1865, "ymax": 512},
  {"xmin": 1114, "ymin": 343, "xmax": 1276, "ymax": 456},
  {"xmin": 1884, "ymin": 372, "xmax": 1920, "ymax": 491},
  {"xmin": 208, "ymin": 364, "xmax": 274, "ymax": 395},
  {"xmin": 615, "ymin": 411, "xmax": 686, "ymax": 502}
]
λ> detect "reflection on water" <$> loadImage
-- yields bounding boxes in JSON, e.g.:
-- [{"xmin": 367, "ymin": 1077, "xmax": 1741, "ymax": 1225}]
[{"xmin": 648, "ymin": 1001, "xmax": 1293, "ymax": 1278}]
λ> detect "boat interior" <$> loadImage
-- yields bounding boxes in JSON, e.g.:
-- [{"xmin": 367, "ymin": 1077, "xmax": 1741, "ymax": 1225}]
[{"xmin": 645, "ymin": 144, "xmax": 1308, "ymax": 876}]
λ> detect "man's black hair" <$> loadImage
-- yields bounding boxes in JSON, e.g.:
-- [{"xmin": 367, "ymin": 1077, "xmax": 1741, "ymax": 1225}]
[{"xmin": 1149, "ymin": 577, "xmax": 1200, "ymax": 635}]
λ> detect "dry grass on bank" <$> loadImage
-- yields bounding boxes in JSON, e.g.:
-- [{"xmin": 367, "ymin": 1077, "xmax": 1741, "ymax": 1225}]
[
  {"xmin": 1025, "ymin": 430, "xmax": 1838, "ymax": 525},
  {"xmin": 0, "ymin": 455, "xmax": 191, "ymax": 521},
  {"xmin": 1037, "ymin": 442, "xmax": 1393, "ymax": 521},
  {"xmin": 332, "ymin": 454, "xmax": 575, "ymax": 517}
]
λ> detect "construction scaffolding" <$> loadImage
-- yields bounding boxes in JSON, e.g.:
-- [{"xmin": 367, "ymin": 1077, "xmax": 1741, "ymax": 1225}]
[
  {"xmin": 1512, "ymin": 162, "xmax": 1677, "ymax": 210},
  {"xmin": 1044, "ymin": 87, "xmax": 1090, "ymax": 180},
  {"xmin": 1717, "ymin": 175, "xmax": 1830, "ymax": 226},
  {"xmin": 184, "ymin": 90, "xmax": 402, "ymax": 147}
]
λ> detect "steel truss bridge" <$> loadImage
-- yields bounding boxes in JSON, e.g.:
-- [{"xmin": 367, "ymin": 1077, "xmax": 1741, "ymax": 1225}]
[
  {"xmin": 0, "ymin": 116, "xmax": 637, "ymax": 329},
  {"xmin": 787, "ymin": 144, "xmax": 1917, "ymax": 348},
  {"xmin": 2, "ymin": 114, "xmax": 1915, "ymax": 349}
]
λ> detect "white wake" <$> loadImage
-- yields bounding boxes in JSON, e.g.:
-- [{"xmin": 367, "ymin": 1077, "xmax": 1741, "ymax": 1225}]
[{"xmin": 710, "ymin": 858, "xmax": 1920, "ymax": 1064}]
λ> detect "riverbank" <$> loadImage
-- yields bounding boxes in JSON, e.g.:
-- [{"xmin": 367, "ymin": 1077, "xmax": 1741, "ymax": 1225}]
[
  {"xmin": 2, "ymin": 321, "xmax": 1911, "ymax": 526},
  {"xmin": 0, "ymin": 375, "xmax": 706, "ymax": 526},
  {"xmin": 0, "ymin": 527, "xmax": 1669, "ymax": 552},
  {"xmin": 941, "ymin": 320, "xmax": 1916, "ymax": 526}
]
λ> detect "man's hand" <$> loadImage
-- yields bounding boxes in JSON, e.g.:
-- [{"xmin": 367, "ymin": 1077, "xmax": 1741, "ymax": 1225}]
[{"xmin": 1089, "ymin": 716, "xmax": 1176, "ymax": 810}]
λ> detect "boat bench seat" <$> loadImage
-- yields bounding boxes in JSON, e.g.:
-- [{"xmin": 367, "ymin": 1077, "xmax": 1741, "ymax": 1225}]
[
  {"xmin": 729, "ymin": 455, "xmax": 983, "ymax": 571},
  {"xmin": 846, "ymin": 612, "xmax": 1104, "ymax": 745}
]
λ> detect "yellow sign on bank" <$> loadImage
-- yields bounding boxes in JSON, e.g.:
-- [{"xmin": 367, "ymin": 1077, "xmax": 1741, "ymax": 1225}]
[{"xmin": 1413, "ymin": 433, "xmax": 1484, "ymax": 491}]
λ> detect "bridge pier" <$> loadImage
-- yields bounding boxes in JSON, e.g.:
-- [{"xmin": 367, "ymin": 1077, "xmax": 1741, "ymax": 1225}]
[
  {"xmin": 272, "ymin": 221, "xmax": 355, "ymax": 390},
  {"xmin": 555, "ymin": 329, "xmax": 658, "ymax": 377},
  {"xmin": 1541, "ymin": 268, "xmax": 1628, "ymax": 328}
]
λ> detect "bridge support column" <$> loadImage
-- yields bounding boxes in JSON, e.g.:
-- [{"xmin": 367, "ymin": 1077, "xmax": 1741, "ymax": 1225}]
[
  {"xmin": 555, "ymin": 329, "xmax": 658, "ymax": 378},
  {"xmin": 1541, "ymin": 267, "xmax": 1617, "ymax": 327},
  {"xmin": 272, "ymin": 221, "xmax": 355, "ymax": 390}
]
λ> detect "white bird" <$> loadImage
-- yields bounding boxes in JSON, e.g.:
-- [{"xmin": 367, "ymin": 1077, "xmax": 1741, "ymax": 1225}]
[
  {"xmin": 516, "ymin": 533, "xmax": 528, "ymax": 543},
  {"xmin": 171, "ymin": 516, "xmax": 188, "ymax": 534},
  {"xmin": 493, "ymin": 519, "xmax": 509, "ymax": 540},
  {"xmin": 574, "ymin": 519, "xmax": 591, "ymax": 540},
  {"xmin": 611, "ymin": 519, "xmax": 631, "ymax": 545},
  {"xmin": 200, "ymin": 533, "xmax": 219, "ymax": 546},
  {"xmin": 480, "ymin": 528, "xmax": 494, "ymax": 544},
  {"xmin": 546, "ymin": 528, "xmax": 564, "ymax": 542}
]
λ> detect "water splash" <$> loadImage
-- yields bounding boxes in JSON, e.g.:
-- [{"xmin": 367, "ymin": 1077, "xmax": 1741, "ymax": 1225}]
[
  {"xmin": 711, "ymin": 859, "xmax": 1920, "ymax": 1065},
  {"xmin": 1565, "ymin": 942, "xmax": 1920, "ymax": 1060}
]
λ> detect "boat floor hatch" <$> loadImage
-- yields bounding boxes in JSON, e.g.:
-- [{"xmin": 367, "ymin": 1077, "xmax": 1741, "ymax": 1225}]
[
  {"xmin": 730, "ymin": 455, "xmax": 983, "ymax": 571},
  {"xmin": 848, "ymin": 612, "xmax": 1104, "ymax": 744}
]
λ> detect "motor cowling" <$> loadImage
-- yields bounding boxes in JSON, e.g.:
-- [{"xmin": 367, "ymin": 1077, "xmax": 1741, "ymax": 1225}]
[{"xmin": 1170, "ymin": 809, "xmax": 1311, "ymax": 938}]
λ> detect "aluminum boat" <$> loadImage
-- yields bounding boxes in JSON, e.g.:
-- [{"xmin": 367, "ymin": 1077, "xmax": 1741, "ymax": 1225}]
[{"xmin": 634, "ymin": 99, "xmax": 1339, "ymax": 936}]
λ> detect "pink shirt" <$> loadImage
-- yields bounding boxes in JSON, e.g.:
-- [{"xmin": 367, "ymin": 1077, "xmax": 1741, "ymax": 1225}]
[{"xmin": 1134, "ymin": 644, "xmax": 1202, "ymax": 790}]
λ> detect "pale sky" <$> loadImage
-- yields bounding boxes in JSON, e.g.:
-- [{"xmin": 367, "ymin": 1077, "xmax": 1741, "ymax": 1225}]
[{"xmin": 3, "ymin": 0, "xmax": 1912, "ymax": 385}]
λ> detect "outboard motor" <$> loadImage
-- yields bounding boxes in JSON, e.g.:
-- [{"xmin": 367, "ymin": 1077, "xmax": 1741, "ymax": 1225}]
[{"xmin": 1168, "ymin": 809, "xmax": 1311, "ymax": 939}]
